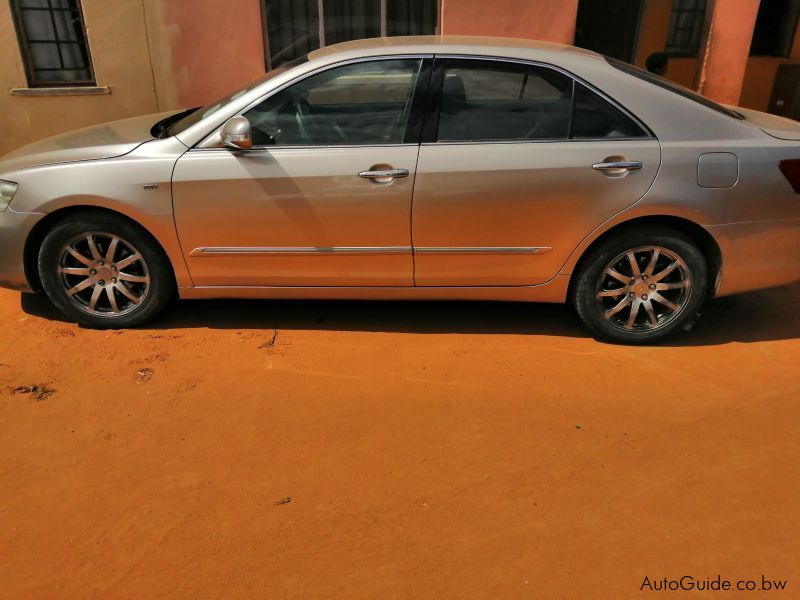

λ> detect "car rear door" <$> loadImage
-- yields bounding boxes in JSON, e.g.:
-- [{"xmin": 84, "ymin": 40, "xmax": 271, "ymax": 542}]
[
  {"xmin": 411, "ymin": 57, "xmax": 661, "ymax": 286},
  {"xmin": 172, "ymin": 57, "xmax": 430, "ymax": 287}
]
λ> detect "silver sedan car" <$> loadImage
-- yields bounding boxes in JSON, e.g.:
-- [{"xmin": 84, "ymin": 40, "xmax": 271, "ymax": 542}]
[{"xmin": 2, "ymin": 36, "xmax": 800, "ymax": 343}]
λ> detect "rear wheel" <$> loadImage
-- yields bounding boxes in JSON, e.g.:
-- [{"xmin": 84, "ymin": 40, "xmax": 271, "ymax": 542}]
[
  {"xmin": 572, "ymin": 227, "xmax": 707, "ymax": 344},
  {"xmin": 38, "ymin": 212, "xmax": 174, "ymax": 328}
]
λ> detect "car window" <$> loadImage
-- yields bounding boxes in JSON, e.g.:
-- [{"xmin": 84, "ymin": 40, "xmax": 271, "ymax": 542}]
[
  {"xmin": 571, "ymin": 82, "xmax": 647, "ymax": 139},
  {"xmin": 435, "ymin": 59, "xmax": 649, "ymax": 143},
  {"xmin": 437, "ymin": 61, "xmax": 573, "ymax": 142},
  {"xmin": 244, "ymin": 59, "xmax": 422, "ymax": 146}
]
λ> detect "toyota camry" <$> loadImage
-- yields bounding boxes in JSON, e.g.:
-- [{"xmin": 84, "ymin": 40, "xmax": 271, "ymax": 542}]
[{"xmin": 1, "ymin": 36, "xmax": 800, "ymax": 343}]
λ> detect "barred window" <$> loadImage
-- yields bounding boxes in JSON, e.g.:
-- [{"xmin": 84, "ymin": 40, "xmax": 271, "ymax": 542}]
[
  {"xmin": 262, "ymin": 0, "xmax": 438, "ymax": 69},
  {"xmin": 10, "ymin": 0, "xmax": 95, "ymax": 87},
  {"xmin": 665, "ymin": 0, "xmax": 707, "ymax": 58}
]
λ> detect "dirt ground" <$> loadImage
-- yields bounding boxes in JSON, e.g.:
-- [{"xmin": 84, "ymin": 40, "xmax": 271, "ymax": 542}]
[{"xmin": 0, "ymin": 284, "xmax": 798, "ymax": 599}]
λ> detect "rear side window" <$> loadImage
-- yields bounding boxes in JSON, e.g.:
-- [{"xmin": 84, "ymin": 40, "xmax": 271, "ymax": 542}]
[
  {"xmin": 435, "ymin": 59, "xmax": 649, "ymax": 142},
  {"xmin": 437, "ymin": 61, "xmax": 573, "ymax": 141},
  {"xmin": 572, "ymin": 82, "xmax": 647, "ymax": 138}
]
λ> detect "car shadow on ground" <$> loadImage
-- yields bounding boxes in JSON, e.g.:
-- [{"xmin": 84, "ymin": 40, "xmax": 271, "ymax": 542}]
[{"xmin": 20, "ymin": 282, "xmax": 800, "ymax": 346}]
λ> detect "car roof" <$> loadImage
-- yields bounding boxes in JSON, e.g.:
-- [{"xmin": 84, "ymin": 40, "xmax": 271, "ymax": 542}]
[
  {"xmin": 175, "ymin": 35, "xmax": 756, "ymax": 148},
  {"xmin": 308, "ymin": 35, "xmax": 603, "ymax": 62}
]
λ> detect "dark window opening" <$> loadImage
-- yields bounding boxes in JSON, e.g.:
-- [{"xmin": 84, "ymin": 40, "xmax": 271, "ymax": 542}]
[
  {"xmin": 750, "ymin": 0, "xmax": 800, "ymax": 57},
  {"xmin": 571, "ymin": 82, "xmax": 647, "ymax": 138},
  {"xmin": 574, "ymin": 0, "xmax": 644, "ymax": 63},
  {"xmin": 665, "ymin": 0, "xmax": 707, "ymax": 58},
  {"xmin": 10, "ymin": 0, "xmax": 95, "ymax": 87},
  {"xmin": 262, "ymin": 0, "xmax": 437, "ymax": 69}
]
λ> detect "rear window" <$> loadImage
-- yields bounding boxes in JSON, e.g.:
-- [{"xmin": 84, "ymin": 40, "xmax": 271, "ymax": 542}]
[{"xmin": 606, "ymin": 57, "xmax": 745, "ymax": 120}]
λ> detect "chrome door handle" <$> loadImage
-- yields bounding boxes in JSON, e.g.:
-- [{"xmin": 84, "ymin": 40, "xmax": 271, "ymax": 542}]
[
  {"xmin": 358, "ymin": 169, "xmax": 409, "ymax": 180},
  {"xmin": 592, "ymin": 161, "xmax": 643, "ymax": 171}
]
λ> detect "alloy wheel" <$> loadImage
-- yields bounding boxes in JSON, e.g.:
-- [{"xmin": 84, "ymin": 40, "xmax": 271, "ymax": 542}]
[
  {"xmin": 595, "ymin": 245, "xmax": 692, "ymax": 332},
  {"xmin": 57, "ymin": 232, "xmax": 150, "ymax": 317}
]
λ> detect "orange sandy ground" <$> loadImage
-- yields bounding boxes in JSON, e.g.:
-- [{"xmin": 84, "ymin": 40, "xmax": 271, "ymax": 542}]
[{"xmin": 0, "ymin": 286, "xmax": 798, "ymax": 598}]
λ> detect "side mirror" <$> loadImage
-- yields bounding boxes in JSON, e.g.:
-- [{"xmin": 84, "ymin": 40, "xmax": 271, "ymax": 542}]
[{"xmin": 220, "ymin": 116, "xmax": 253, "ymax": 150}]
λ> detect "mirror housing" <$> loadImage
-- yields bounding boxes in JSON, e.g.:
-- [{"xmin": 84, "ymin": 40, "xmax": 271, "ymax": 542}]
[{"xmin": 220, "ymin": 116, "xmax": 253, "ymax": 150}]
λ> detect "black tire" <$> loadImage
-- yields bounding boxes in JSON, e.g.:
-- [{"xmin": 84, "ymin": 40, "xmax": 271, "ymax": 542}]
[
  {"xmin": 38, "ymin": 211, "xmax": 174, "ymax": 328},
  {"xmin": 572, "ymin": 226, "xmax": 708, "ymax": 344}
]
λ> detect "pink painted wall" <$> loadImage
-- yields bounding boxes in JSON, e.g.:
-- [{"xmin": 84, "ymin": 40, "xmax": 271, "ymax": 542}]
[
  {"xmin": 160, "ymin": 0, "xmax": 266, "ymax": 107},
  {"xmin": 440, "ymin": 0, "xmax": 579, "ymax": 44}
]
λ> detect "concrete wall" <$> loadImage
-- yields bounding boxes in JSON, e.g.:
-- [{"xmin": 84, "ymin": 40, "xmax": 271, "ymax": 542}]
[
  {"xmin": 439, "ymin": 0, "xmax": 579, "ymax": 44},
  {"xmin": 0, "ymin": 0, "xmax": 159, "ymax": 155},
  {"xmin": 0, "ymin": 0, "xmax": 265, "ymax": 156},
  {"xmin": 145, "ymin": 0, "xmax": 265, "ymax": 110},
  {"xmin": 635, "ymin": 0, "xmax": 800, "ymax": 111},
  {"xmin": 741, "ymin": 25, "xmax": 800, "ymax": 110},
  {"xmin": 634, "ymin": 0, "xmax": 698, "ymax": 87},
  {"xmin": 697, "ymin": 0, "xmax": 761, "ymax": 105}
]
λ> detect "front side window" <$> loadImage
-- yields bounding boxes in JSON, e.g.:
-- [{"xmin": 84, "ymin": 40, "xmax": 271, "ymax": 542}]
[
  {"xmin": 244, "ymin": 59, "xmax": 422, "ymax": 146},
  {"xmin": 263, "ymin": 0, "xmax": 437, "ymax": 68},
  {"xmin": 10, "ymin": 0, "xmax": 95, "ymax": 87},
  {"xmin": 436, "ymin": 60, "xmax": 647, "ymax": 143}
]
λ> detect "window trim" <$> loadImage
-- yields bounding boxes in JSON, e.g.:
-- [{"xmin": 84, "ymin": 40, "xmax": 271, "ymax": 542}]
[
  {"xmin": 420, "ymin": 54, "xmax": 655, "ymax": 146},
  {"xmin": 10, "ymin": 0, "xmax": 96, "ymax": 88},
  {"xmin": 193, "ymin": 54, "xmax": 435, "ymax": 151}
]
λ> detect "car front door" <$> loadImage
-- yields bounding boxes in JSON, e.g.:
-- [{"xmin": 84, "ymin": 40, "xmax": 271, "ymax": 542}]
[
  {"xmin": 172, "ymin": 57, "xmax": 429, "ymax": 287},
  {"xmin": 412, "ymin": 57, "xmax": 661, "ymax": 286}
]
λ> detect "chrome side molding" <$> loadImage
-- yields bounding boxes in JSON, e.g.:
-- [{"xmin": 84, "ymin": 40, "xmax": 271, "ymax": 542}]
[
  {"xmin": 191, "ymin": 246, "xmax": 552, "ymax": 257},
  {"xmin": 414, "ymin": 246, "xmax": 552, "ymax": 255},
  {"xmin": 191, "ymin": 246, "xmax": 412, "ymax": 256}
]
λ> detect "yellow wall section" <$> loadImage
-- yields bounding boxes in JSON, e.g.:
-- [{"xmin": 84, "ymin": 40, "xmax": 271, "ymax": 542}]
[{"xmin": 0, "ymin": 0, "xmax": 159, "ymax": 155}]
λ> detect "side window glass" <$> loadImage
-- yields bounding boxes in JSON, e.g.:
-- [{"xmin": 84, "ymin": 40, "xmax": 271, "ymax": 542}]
[
  {"xmin": 437, "ymin": 62, "xmax": 573, "ymax": 142},
  {"xmin": 244, "ymin": 59, "xmax": 422, "ymax": 146},
  {"xmin": 571, "ymin": 82, "xmax": 647, "ymax": 139}
]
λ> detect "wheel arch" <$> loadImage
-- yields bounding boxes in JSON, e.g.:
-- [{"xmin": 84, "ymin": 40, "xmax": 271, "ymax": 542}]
[
  {"xmin": 566, "ymin": 215, "xmax": 722, "ymax": 302},
  {"xmin": 24, "ymin": 205, "xmax": 179, "ymax": 293}
]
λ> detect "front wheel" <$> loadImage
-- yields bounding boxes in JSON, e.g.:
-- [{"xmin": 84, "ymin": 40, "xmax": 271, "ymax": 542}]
[
  {"xmin": 572, "ymin": 227, "xmax": 708, "ymax": 344},
  {"xmin": 38, "ymin": 212, "xmax": 174, "ymax": 328}
]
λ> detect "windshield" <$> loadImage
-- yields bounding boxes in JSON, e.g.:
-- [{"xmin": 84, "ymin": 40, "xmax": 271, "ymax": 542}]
[
  {"xmin": 162, "ymin": 55, "xmax": 309, "ymax": 137},
  {"xmin": 605, "ymin": 56, "xmax": 744, "ymax": 120}
]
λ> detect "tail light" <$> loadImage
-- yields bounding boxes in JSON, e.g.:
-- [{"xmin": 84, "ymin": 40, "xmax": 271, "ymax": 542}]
[{"xmin": 779, "ymin": 159, "xmax": 800, "ymax": 193}]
